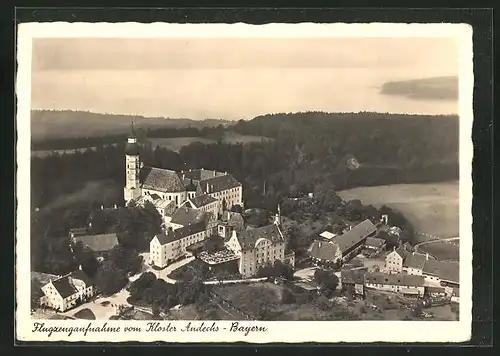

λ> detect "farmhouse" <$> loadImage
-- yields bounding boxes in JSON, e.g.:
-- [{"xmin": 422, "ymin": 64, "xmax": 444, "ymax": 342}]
[
  {"xmin": 422, "ymin": 260, "xmax": 459, "ymax": 288},
  {"xmin": 39, "ymin": 269, "xmax": 95, "ymax": 312},
  {"xmin": 364, "ymin": 271, "xmax": 425, "ymax": 298},
  {"xmin": 149, "ymin": 221, "xmax": 210, "ymax": 268},
  {"xmin": 384, "ymin": 246, "xmax": 429, "ymax": 275},
  {"xmin": 123, "ymin": 127, "xmax": 243, "ymax": 216},
  {"xmin": 310, "ymin": 219, "xmax": 378, "ymax": 266}
]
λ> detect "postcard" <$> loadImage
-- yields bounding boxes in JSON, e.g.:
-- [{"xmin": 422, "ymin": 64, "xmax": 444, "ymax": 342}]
[{"xmin": 16, "ymin": 22, "xmax": 473, "ymax": 343}]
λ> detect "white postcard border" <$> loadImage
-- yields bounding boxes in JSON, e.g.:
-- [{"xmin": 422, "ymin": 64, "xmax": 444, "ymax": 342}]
[{"xmin": 16, "ymin": 22, "xmax": 474, "ymax": 343}]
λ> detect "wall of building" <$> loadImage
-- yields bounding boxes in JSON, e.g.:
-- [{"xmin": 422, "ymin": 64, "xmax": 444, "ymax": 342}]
[
  {"xmin": 365, "ymin": 282, "xmax": 425, "ymax": 296},
  {"xmin": 143, "ymin": 189, "xmax": 187, "ymax": 208},
  {"xmin": 403, "ymin": 267, "xmax": 423, "ymax": 276},
  {"xmin": 385, "ymin": 251, "xmax": 403, "ymax": 273},
  {"xmin": 151, "ymin": 230, "xmax": 209, "ymax": 268}
]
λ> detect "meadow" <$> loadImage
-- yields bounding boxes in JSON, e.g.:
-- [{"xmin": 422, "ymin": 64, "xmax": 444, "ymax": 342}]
[
  {"xmin": 147, "ymin": 132, "xmax": 270, "ymax": 152},
  {"xmin": 338, "ymin": 181, "xmax": 459, "ymax": 240}
]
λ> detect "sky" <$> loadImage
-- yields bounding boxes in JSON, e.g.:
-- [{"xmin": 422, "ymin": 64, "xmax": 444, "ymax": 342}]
[{"xmin": 31, "ymin": 37, "xmax": 460, "ymax": 119}]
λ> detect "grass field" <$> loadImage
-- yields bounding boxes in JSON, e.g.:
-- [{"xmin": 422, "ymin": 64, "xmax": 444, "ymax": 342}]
[
  {"xmin": 419, "ymin": 241, "xmax": 460, "ymax": 261},
  {"xmin": 338, "ymin": 181, "xmax": 459, "ymax": 239},
  {"xmin": 148, "ymin": 132, "xmax": 270, "ymax": 152}
]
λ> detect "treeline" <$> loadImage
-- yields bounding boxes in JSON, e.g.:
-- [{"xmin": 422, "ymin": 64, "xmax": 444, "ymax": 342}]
[
  {"xmin": 31, "ymin": 110, "xmax": 458, "ymax": 215},
  {"xmin": 31, "ymin": 125, "xmax": 227, "ymax": 151}
]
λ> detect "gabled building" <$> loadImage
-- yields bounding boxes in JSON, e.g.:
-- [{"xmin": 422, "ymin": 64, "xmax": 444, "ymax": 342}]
[
  {"xmin": 123, "ymin": 128, "xmax": 243, "ymax": 217},
  {"xmin": 40, "ymin": 269, "xmax": 95, "ymax": 312},
  {"xmin": 364, "ymin": 271, "xmax": 425, "ymax": 297},
  {"xmin": 364, "ymin": 236, "xmax": 386, "ymax": 254},
  {"xmin": 422, "ymin": 260, "xmax": 459, "ymax": 288},
  {"xmin": 225, "ymin": 222, "xmax": 287, "ymax": 278},
  {"xmin": 149, "ymin": 221, "xmax": 209, "ymax": 268},
  {"xmin": 310, "ymin": 219, "xmax": 378, "ymax": 266},
  {"xmin": 385, "ymin": 246, "xmax": 429, "ymax": 275}
]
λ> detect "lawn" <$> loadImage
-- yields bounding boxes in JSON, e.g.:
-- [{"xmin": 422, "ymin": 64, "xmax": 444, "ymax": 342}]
[
  {"xmin": 419, "ymin": 241, "xmax": 460, "ymax": 261},
  {"xmin": 148, "ymin": 132, "xmax": 270, "ymax": 152},
  {"xmin": 338, "ymin": 181, "xmax": 459, "ymax": 239}
]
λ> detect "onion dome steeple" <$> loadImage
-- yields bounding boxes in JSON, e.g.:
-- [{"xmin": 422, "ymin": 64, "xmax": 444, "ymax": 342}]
[{"xmin": 125, "ymin": 120, "xmax": 140, "ymax": 156}]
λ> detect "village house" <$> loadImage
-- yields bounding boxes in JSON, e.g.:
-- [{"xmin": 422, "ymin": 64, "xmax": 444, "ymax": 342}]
[
  {"xmin": 364, "ymin": 271, "xmax": 425, "ymax": 298},
  {"xmin": 123, "ymin": 127, "xmax": 243, "ymax": 217},
  {"xmin": 310, "ymin": 219, "xmax": 378, "ymax": 267},
  {"xmin": 384, "ymin": 246, "xmax": 429, "ymax": 275},
  {"xmin": 149, "ymin": 221, "xmax": 210, "ymax": 268},
  {"xmin": 224, "ymin": 217, "xmax": 288, "ymax": 278},
  {"xmin": 39, "ymin": 269, "xmax": 95, "ymax": 312}
]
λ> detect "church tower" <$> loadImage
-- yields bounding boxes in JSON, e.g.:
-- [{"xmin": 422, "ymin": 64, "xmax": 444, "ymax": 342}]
[{"xmin": 124, "ymin": 122, "xmax": 141, "ymax": 204}]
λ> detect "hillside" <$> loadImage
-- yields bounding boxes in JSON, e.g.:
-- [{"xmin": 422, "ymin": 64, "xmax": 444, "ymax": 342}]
[
  {"xmin": 380, "ymin": 76, "xmax": 458, "ymax": 101},
  {"xmin": 30, "ymin": 110, "xmax": 230, "ymax": 141}
]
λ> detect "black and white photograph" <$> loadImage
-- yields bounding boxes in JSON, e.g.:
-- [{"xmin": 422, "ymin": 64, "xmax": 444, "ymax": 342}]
[{"xmin": 16, "ymin": 22, "xmax": 473, "ymax": 343}]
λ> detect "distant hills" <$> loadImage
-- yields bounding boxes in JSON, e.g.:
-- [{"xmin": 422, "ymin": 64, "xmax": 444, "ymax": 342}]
[
  {"xmin": 380, "ymin": 76, "xmax": 458, "ymax": 101},
  {"xmin": 30, "ymin": 110, "xmax": 231, "ymax": 141}
]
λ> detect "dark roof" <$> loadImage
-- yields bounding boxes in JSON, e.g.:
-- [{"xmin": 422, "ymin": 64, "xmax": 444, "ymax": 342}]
[
  {"xmin": 403, "ymin": 253, "xmax": 428, "ymax": 270},
  {"xmin": 365, "ymin": 237, "xmax": 386, "ymax": 248},
  {"xmin": 310, "ymin": 240, "xmax": 340, "ymax": 262},
  {"xmin": 364, "ymin": 272, "xmax": 424, "ymax": 287},
  {"xmin": 237, "ymin": 224, "xmax": 284, "ymax": 250},
  {"xmin": 140, "ymin": 167, "xmax": 185, "ymax": 193},
  {"xmin": 393, "ymin": 246, "xmax": 411, "ymax": 259},
  {"xmin": 190, "ymin": 194, "xmax": 217, "ymax": 208},
  {"xmin": 182, "ymin": 169, "xmax": 226, "ymax": 182},
  {"xmin": 426, "ymin": 286, "xmax": 446, "ymax": 293},
  {"xmin": 199, "ymin": 174, "xmax": 241, "ymax": 194},
  {"xmin": 125, "ymin": 142, "xmax": 140, "ymax": 156},
  {"xmin": 171, "ymin": 207, "xmax": 210, "ymax": 227},
  {"xmin": 51, "ymin": 275, "xmax": 78, "ymax": 299},
  {"xmin": 71, "ymin": 270, "xmax": 94, "ymax": 287},
  {"xmin": 335, "ymin": 219, "xmax": 377, "ymax": 253},
  {"xmin": 73, "ymin": 233, "xmax": 119, "ymax": 253},
  {"xmin": 155, "ymin": 221, "xmax": 207, "ymax": 245},
  {"xmin": 341, "ymin": 269, "xmax": 366, "ymax": 284},
  {"xmin": 422, "ymin": 260, "xmax": 459, "ymax": 284}
]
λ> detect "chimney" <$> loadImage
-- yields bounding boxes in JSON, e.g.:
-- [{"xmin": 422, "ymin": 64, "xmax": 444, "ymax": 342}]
[
  {"xmin": 100, "ymin": 205, "xmax": 104, "ymax": 210},
  {"xmin": 78, "ymin": 264, "xmax": 82, "ymax": 271},
  {"xmin": 114, "ymin": 204, "xmax": 117, "ymax": 209},
  {"xmin": 426, "ymin": 253, "xmax": 429, "ymax": 260},
  {"xmin": 412, "ymin": 252, "xmax": 415, "ymax": 256},
  {"xmin": 231, "ymin": 229, "xmax": 237, "ymax": 239},
  {"xmin": 393, "ymin": 246, "xmax": 396, "ymax": 251},
  {"xmin": 182, "ymin": 174, "xmax": 185, "ymax": 180},
  {"xmin": 213, "ymin": 171, "xmax": 216, "ymax": 177}
]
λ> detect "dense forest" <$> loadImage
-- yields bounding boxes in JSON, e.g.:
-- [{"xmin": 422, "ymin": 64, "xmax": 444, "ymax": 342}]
[{"xmin": 31, "ymin": 111, "xmax": 459, "ymax": 211}]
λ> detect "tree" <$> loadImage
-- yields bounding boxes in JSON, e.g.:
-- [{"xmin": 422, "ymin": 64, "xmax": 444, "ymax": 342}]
[
  {"xmin": 230, "ymin": 204, "xmax": 243, "ymax": 214},
  {"xmin": 314, "ymin": 269, "xmax": 339, "ymax": 296},
  {"xmin": 94, "ymin": 261, "xmax": 128, "ymax": 295}
]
